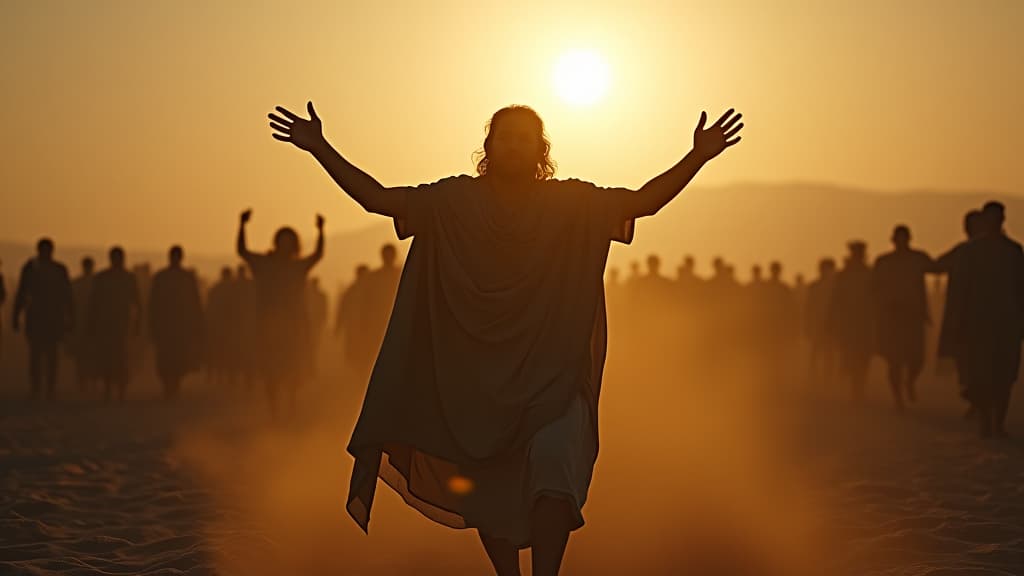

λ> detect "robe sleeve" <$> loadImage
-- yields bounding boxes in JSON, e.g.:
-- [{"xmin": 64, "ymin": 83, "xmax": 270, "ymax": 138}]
[
  {"xmin": 392, "ymin": 176, "xmax": 462, "ymax": 240},
  {"xmin": 571, "ymin": 179, "xmax": 637, "ymax": 244}
]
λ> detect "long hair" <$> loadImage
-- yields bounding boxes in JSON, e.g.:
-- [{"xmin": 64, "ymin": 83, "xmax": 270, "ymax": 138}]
[{"xmin": 473, "ymin": 105, "xmax": 556, "ymax": 180}]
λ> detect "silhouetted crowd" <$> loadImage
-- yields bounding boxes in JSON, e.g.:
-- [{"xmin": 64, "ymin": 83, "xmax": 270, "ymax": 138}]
[
  {"xmin": 3, "ymin": 201, "xmax": 1022, "ymax": 437},
  {"xmin": 606, "ymin": 200, "xmax": 1023, "ymax": 439},
  {"xmin": 1, "ymin": 211, "xmax": 402, "ymax": 418}
]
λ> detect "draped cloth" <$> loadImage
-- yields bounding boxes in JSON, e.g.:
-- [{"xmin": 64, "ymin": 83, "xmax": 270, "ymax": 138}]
[{"xmin": 346, "ymin": 174, "xmax": 635, "ymax": 547}]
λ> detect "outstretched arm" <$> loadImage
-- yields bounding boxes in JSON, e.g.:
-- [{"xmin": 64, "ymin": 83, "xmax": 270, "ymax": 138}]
[
  {"xmin": 303, "ymin": 214, "xmax": 326, "ymax": 272},
  {"xmin": 236, "ymin": 209, "xmax": 256, "ymax": 265},
  {"xmin": 930, "ymin": 246, "xmax": 958, "ymax": 274},
  {"xmin": 625, "ymin": 109, "xmax": 744, "ymax": 219},
  {"xmin": 268, "ymin": 102, "xmax": 406, "ymax": 218}
]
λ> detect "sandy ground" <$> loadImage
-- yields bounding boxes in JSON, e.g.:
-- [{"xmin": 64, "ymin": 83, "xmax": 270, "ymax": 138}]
[{"xmin": 1, "ymin": 350, "xmax": 1023, "ymax": 575}]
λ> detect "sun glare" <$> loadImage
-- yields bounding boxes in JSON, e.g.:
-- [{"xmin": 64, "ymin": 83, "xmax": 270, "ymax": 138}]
[{"xmin": 553, "ymin": 49, "xmax": 610, "ymax": 107}]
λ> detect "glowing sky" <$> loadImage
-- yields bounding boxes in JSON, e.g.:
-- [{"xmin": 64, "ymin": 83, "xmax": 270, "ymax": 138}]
[{"xmin": 2, "ymin": 0, "xmax": 1021, "ymax": 253}]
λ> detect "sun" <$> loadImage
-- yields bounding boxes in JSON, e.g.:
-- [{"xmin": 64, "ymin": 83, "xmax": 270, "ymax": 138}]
[{"xmin": 552, "ymin": 49, "xmax": 610, "ymax": 107}]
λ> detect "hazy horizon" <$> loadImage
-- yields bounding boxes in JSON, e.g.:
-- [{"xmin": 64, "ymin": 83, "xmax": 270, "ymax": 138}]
[
  {"xmin": 3, "ymin": 0, "xmax": 1022, "ymax": 253},
  {"xmin": 1, "ymin": 179, "xmax": 1020, "ymax": 255}
]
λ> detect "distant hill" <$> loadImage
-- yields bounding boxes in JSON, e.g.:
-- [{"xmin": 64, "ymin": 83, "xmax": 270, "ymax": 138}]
[
  {"xmin": 2, "ymin": 183, "xmax": 1020, "ymax": 291},
  {"xmin": 608, "ymin": 182, "xmax": 1021, "ymax": 280}
]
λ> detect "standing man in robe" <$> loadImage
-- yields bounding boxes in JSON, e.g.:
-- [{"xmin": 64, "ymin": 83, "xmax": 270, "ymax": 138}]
[
  {"xmin": 236, "ymin": 211, "xmax": 325, "ymax": 416},
  {"xmin": 88, "ymin": 247, "xmax": 141, "ymax": 402},
  {"xmin": 762, "ymin": 261, "xmax": 798, "ymax": 387},
  {"xmin": 205, "ymin": 267, "xmax": 236, "ymax": 387},
  {"xmin": 149, "ymin": 246, "xmax": 204, "ymax": 400},
  {"xmin": 306, "ymin": 276, "xmax": 329, "ymax": 381},
  {"xmin": 805, "ymin": 258, "xmax": 838, "ymax": 387},
  {"xmin": 267, "ymin": 101, "xmax": 742, "ymax": 576},
  {"xmin": 335, "ymin": 264, "xmax": 373, "ymax": 380},
  {"xmin": 829, "ymin": 241, "xmax": 875, "ymax": 400},
  {"xmin": 633, "ymin": 254, "xmax": 678, "ymax": 380},
  {"xmin": 872, "ymin": 225, "xmax": 935, "ymax": 410},
  {"xmin": 934, "ymin": 210, "xmax": 983, "ymax": 415},
  {"xmin": 12, "ymin": 238, "xmax": 74, "ymax": 401},
  {"xmin": 362, "ymin": 244, "xmax": 402, "ymax": 370},
  {"xmin": 233, "ymin": 264, "xmax": 258, "ymax": 390},
  {"xmin": 68, "ymin": 257, "xmax": 98, "ymax": 392},
  {"xmin": 946, "ymin": 202, "xmax": 1024, "ymax": 437},
  {"xmin": 704, "ymin": 257, "xmax": 743, "ymax": 375},
  {"xmin": 743, "ymin": 264, "xmax": 769, "ymax": 357}
]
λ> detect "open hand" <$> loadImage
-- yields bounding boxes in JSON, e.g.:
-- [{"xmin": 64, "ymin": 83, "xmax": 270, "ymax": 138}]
[
  {"xmin": 693, "ymin": 108, "xmax": 743, "ymax": 162},
  {"xmin": 269, "ymin": 102, "xmax": 325, "ymax": 152}
]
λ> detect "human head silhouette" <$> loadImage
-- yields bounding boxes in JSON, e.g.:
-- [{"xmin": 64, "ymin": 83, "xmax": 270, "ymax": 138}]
[
  {"xmin": 751, "ymin": 265, "xmax": 763, "ymax": 283},
  {"xmin": 109, "ymin": 246, "xmax": 126, "ymax": 270},
  {"xmin": 891, "ymin": 225, "xmax": 911, "ymax": 250},
  {"xmin": 608, "ymin": 267, "xmax": 620, "ymax": 284},
  {"xmin": 629, "ymin": 260, "xmax": 640, "ymax": 277},
  {"xmin": 381, "ymin": 244, "xmax": 397, "ymax": 267},
  {"xmin": 220, "ymin": 266, "xmax": 233, "ymax": 281},
  {"xmin": 982, "ymin": 201, "xmax": 1005, "ymax": 234},
  {"xmin": 818, "ymin": 257, "xmax": 837, "ymax": 277},
  {"xmin": 646, "ymin": 254, "xmax": 661, "ymax": 276},
  {"xmin": 82, "ymin": 257, "xmax": 95, "ymax": 275},
  {"xmin": 769, "ymin": 261, "xmax": 783, "ymax": 281},
  {"xmin": 678, "ymin": 256, "xmax": 696, "ymax": 279},
  {"xmin": 36, "ymin": 238, "xmax": 55, "ymax": 262},
  {"xmin": 169, "ymin": 245, "xmax": 184, "ymax": 267},
  {"xmin": 355, "ymin": 264, "xmax": 370, "ymax": 280},
  {"xmin": 236, "ymin": 264, "xmax": 249, "ymax": 280},
  {"xmin": 273, "ymin": 227, "xmax": 301, "ymax": 258},
  {"xmin": 476, "ymin": 105, "xmax": 555, "ymax": 181},
  {"xmin": 964, "ymin": 210, "xmax": 983, "ymax": 239},
  {"xmin": 847, "ymin": 241, "xmax": 867, "ymax": 264}
]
